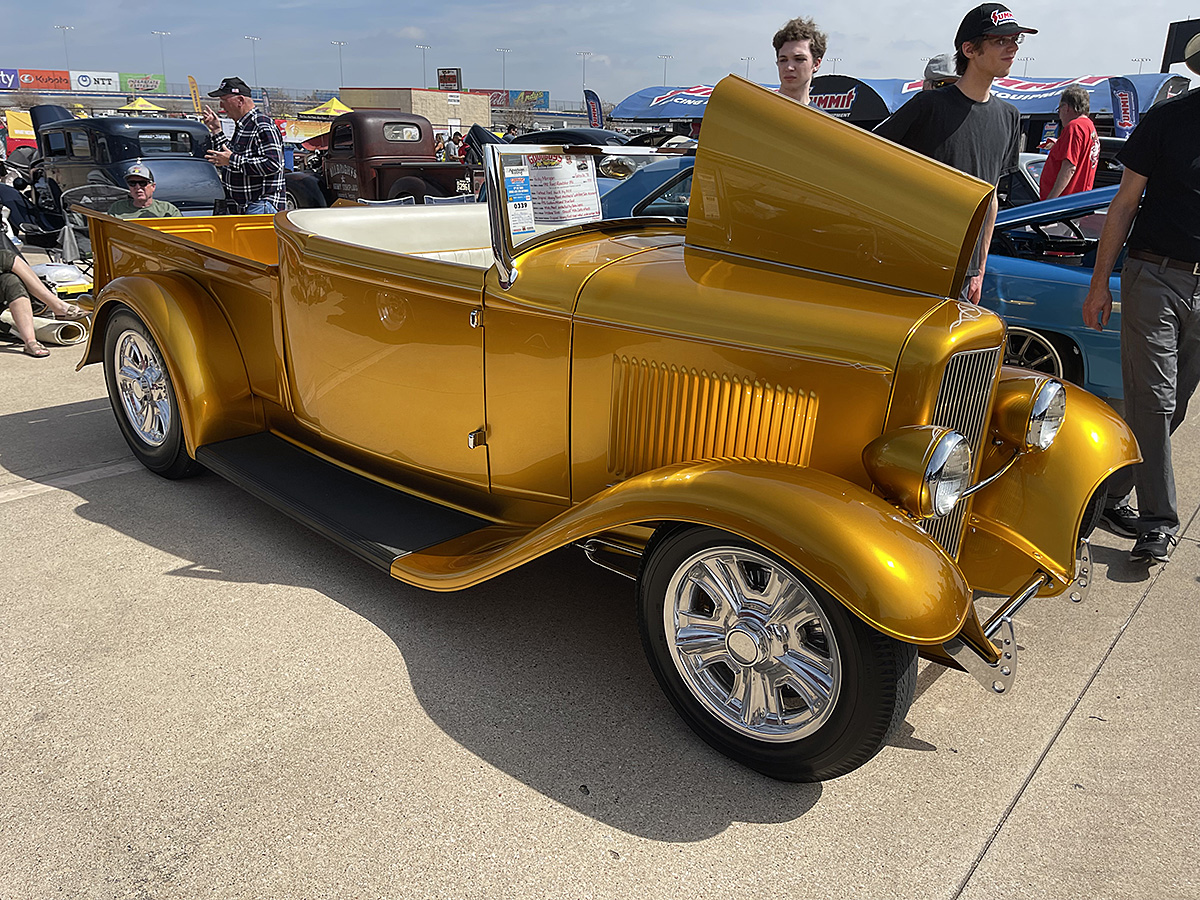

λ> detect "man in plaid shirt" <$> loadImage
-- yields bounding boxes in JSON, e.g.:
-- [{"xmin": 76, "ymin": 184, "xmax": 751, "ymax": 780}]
[{"xmin": 201, "ymin": 76, "xmax": 286, "ymax": 214}]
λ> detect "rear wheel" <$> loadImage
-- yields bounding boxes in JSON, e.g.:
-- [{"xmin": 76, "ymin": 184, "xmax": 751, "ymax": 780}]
[
  {"xmin": 103, "ymin": 308, "xmax": 202, "ymax": 479},
  {"xmin": 638, "ymin": 526, "xmax": 917, "ymax": 782}
]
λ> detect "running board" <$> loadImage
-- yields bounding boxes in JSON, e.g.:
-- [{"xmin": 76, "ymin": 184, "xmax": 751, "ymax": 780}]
[{"xmin": 195, "ymin": 433, "xmax": 488, "ymax": 573}]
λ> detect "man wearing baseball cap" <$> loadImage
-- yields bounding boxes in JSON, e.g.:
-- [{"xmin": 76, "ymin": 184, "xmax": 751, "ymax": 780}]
[
  {"xmin": 1081, "ymin": 33, "xmax": 1200, "ymax": 563},
  {"xmin": 875, "ymin": 4, "xmax": 1036, "ymax": 304},
  {"xmin": 106, "ymin": 165, "xmax": 181, "ymax": 219},
  {"xmin": 201, "ymin": 76, "xmax": 286, "ymax": 214}
]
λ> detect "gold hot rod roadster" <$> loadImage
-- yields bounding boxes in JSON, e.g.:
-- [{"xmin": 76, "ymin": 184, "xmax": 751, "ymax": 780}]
[{"xmin": 76, "ymin": 77, "xmax": 1137, "ymax": 781}]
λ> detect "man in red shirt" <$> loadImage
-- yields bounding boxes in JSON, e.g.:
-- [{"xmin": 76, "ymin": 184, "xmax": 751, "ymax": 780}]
[{"xmin": 1038, "ymin": 85, "xmax": 1099, "ymax": 199}]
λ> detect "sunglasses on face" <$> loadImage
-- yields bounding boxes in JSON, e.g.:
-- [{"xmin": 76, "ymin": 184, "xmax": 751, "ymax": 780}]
[
  {"xmin": 127, "ymin": 180, "xmax": 151, "ymax": 187},
  {"xmin": 983, "ymin": 33, "xmax": 1024, "ymax": 46}
]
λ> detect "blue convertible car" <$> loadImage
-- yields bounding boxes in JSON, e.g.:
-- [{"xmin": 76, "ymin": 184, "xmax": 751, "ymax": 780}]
[{"xmin": 984, "ymin": 186, "xmax": 1122, "ymax": 399}]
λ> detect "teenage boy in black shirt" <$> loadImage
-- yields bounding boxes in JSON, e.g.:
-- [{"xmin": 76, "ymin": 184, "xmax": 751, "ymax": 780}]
[
  {"xmin": 1081, "ymin": 35, "xmax": 1200, "ymax": 563},
  {"xmin": 875, "ymin": 3, "xmax": 1034, "ymax": 304}
]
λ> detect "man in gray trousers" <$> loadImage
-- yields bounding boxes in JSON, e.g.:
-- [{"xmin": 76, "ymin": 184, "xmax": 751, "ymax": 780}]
[{"xmin": 1082, "ymin": 35, "xmax": 1200, "ymax": 563}]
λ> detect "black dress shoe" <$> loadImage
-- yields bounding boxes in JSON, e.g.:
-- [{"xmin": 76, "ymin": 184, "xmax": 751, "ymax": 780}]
[
  {"xmin": 1099, "ymin": 504, "xmax": 1139, "ymax": 538},
  {"xmin": 1130, "ymin": 530, "xmax": 1177, "ymax": 563}
]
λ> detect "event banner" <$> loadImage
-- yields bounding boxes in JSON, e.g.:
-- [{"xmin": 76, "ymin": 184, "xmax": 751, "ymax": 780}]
[
  {"xmin": 584, "ymin": 89, "xmax": 603, "ymax": 127},
  {"xmin": 0, "ymin": 69, "xmax": 17, "ymax": 91},
  {"xmin": 1108, "ymin": 76, "xmax": 1139, "ymax": 139},
  {"xmin": 18, "ymin": 69, "xmax": 72, "ymax": 91},
  {"xmin": 120, "ymin": 73, "xmax": 166, "ymax": 94},
  {"xmin": 72, "ymin": 71, "xmax": 120, "ymax": 92}
]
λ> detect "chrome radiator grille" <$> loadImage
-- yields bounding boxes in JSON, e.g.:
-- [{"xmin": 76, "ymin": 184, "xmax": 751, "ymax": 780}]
[{"xmin": 924, "ymin": 345, "xmax": 1003, "ymax": 558}]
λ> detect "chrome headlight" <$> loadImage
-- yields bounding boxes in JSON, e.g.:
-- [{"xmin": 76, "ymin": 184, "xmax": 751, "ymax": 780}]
[
  {"xmin": 992, "ymin": 374, "xmax": 1067, "ymax": 452},
  {"xmin": 863, "ymin": 426, "xmax": 974, "ymax": 519},
  {"xmin": 1027, "ymin": 379, "xmax": 1066, "ymax": 450},
  {"xmin": 925, "ymin": 431, "xmax": 973, "ymax": 517}
]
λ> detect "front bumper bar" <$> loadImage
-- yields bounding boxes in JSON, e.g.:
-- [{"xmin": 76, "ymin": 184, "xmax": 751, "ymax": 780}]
[{"xmin": 942, "ymin": 539, "xmax": 1092, "ymax": 695}]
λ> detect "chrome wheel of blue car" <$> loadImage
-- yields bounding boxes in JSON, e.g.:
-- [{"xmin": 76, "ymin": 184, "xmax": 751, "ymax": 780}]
[{"xmin": 639, "ymin": 526, "xmax": 917, "ymax": 782}]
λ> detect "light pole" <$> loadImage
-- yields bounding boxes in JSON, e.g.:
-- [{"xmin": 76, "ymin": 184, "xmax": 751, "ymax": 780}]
[
  {"xmin": 244, "ymin": 35, "xmax": 261, "ymax": 92},
  {"xmin": 152, "ymin": 31, "xmax": 170, "ymax": 85},
  {"xmin": 54, "ymin": 25, "xmax": 74, "ymax": 70},
  {"xmin": 1016, "ymin": 56, "xmax": 1034, "ymax": 76},
  {"xmin": 415, "ymin": 44, "xmax": 431, "ymax": 87},
  {"xmin": 740, "ymin": 56, "xmax": 754, "ymax": 79},
  {"xmin": 658, "ymin": 54, "xmax": 672, "ymax": 85},
  {"xmin": 825, "ymin": 56, "xmax": 842, "ymax": 74},
  {"xmin": 496, "ymin": 48, "xmax": 510, "ymax": 91},
  {"xmin": 331, "ymin": 41, "xmax": 346, "ymax": 87},
  {"xmin": 1132, "ymin": 57, "xmax": 1152, "ymax": 74},
  {"xmin": 577, "ymin": 50, "xmax": 593, "ymax": 90}
]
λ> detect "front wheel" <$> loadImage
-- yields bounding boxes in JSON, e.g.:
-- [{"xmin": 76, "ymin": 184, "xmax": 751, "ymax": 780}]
[
  {"xmin": 103, "ymin": 308, "xmax": 203, "ymax": 479},
  {"xmin": 638, "ymin": 526, "xmax": 917, "ymax": 782}
]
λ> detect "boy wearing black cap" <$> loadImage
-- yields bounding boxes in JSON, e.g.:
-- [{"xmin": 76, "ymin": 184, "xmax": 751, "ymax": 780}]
[
  {"xmin": 875, "ymin": 3, "xmax": 1036, "ymax": 303},
  {"xmin": 201, "ymin": 76, "xmax": 286, "ymax": 215}
]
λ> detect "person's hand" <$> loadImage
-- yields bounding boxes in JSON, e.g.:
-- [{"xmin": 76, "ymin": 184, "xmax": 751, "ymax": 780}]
[
  {"xmin": 1082, "ymin": 285, "xmax": 1113, "ymax": 331},
  {"xmin": 205, "ymin": 148, "xmax": 232, "ymax": 167},
  {"xmin": 201, "ymin": 106, "xmax": 221, "ymax": 133},
  {"xmin": 965, "ymin": 272, "xmax": 983, "ymax": 305},
  {"xmin": 1039, "ymin": 137, "xmax": 1056, "ymax": 151}
]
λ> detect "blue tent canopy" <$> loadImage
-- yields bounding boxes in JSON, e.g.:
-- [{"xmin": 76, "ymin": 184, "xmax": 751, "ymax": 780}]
[{"xmin": 609, "ymin": 73, "xmax": 1191, "ymax": 123}]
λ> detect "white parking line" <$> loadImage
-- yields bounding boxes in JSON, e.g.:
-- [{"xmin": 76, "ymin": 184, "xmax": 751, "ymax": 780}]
[{"xmin": 0, "ymin": 460, "xmax": 144, "ymax": 505}]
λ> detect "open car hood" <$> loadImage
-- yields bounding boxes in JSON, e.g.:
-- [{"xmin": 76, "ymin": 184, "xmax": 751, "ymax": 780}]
[{"xmin": 685, "ymin": 76, "xmax": 994, "ymax": 298}]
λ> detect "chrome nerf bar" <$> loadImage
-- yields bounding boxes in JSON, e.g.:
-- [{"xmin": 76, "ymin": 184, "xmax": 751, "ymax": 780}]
[{"xmin": 943, "ymin": 539, "xmax": 1092, "ymax": 696}]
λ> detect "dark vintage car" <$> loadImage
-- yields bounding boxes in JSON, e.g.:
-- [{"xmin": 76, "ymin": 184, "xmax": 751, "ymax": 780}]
[
  {"xmin": 26, "ymin": 105, "xmax": 225, "ymax": 214},
  {"xmin": 285, "ymin": 110, "xmax": 483, "ymax": 207}
]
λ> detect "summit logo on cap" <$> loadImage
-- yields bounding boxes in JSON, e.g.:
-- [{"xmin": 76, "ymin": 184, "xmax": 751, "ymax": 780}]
[{"xmin": 991, "ymin": 8, "xmax": 1015, "ymax": 25}]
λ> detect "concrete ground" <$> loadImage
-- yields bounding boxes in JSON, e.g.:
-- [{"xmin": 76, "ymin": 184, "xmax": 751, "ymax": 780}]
[{"xmin": 0, "ymin": 273, "xmax": 1196, "ymax": 899}]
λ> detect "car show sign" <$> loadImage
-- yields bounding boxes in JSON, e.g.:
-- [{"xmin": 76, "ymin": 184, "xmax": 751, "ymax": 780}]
[
  {"xmin": 71, "ymin": 71, "xmax": 120, "ymax": 92},
  {"xmin": 437, "ymin": 68, "xmax": 462, "ymax": 91}
]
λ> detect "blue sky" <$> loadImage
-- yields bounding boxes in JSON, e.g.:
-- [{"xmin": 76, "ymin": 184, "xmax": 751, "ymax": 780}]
[{"xmin": 2, "ymin": 1, "xmax": 1196, "ymax": 105}]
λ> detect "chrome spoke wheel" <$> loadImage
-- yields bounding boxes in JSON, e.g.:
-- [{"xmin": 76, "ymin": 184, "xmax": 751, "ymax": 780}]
[
  {"xmin": 663, "ymin": 546, "xmax": 842, "ymax": 742},
  {"xmin": 1005, "ymin": 326, "xmax": 1064, "ymax": 377},
  {"xmin": 113, "ymin": 329, "xmax": 171, "ymax": 447}
]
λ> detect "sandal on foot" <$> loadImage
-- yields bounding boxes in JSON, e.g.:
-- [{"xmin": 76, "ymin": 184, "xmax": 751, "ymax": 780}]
[
  {"xmin": 55, "ymin": 303, "xmax": 89, "ymax": 321},
  {"xmin": 23, "ymin": 340, "xmax": 50, "ymax": 358}
]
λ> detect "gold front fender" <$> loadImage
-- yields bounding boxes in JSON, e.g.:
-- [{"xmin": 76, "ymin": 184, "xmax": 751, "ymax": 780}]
[
  {"xmin": 396, "ymin": 459, "xmax": 972, "ymax": 645},
  {"xmin": 959, "ymin": 376, "xmax": 1140, "ymax": 597},
  {"xmin": 78, "ymin": 274, "xmax": 262, "ymax": 454}
]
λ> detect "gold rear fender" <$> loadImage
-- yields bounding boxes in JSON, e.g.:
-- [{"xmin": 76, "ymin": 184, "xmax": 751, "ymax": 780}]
[
  {"xmin": 396, "ymin": 459, "xmax": 972, "ymax": 645},
  {"xmin": 78, "ymin": 274, "xmax": 261, "ymax": 454}
]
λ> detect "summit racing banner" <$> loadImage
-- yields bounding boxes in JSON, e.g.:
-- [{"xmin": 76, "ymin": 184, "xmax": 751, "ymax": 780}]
[{"xmin": 612, "ymin": 73, "xmax": 1192, "ymax": 124}]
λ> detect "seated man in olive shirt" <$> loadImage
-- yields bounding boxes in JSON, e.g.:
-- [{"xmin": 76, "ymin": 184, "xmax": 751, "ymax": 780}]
[{"xmin": 107, "ymin": 165, "xmax": 182, "ymax": 219}]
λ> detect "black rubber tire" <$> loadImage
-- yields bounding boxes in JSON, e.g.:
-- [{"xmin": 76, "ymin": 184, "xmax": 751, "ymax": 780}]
[
  {"xmin": 637, "ymin": 525, "xmax": 918, "ymax": 782},
  {"xmin": 1078, "ymin": 482, "xmax": 1108, "ymax": 544},
  {"xmin": 283, "ymin": 173, "xmax": 326, "ymax": 209},
  {"xmin": 103, "ymin": 308, "xmax": 203, "ymax": 480}
]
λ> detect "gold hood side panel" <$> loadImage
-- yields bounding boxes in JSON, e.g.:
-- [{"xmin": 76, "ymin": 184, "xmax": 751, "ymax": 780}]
[{"xmin": 687, "ymin": 76, "xmax": 994, "ymax": 298}]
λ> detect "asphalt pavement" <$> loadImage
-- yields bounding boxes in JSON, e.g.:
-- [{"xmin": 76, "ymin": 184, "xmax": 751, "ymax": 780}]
[{"xmin": 0, "ymin": 277, "xmax": 1196, "ymax": 899}]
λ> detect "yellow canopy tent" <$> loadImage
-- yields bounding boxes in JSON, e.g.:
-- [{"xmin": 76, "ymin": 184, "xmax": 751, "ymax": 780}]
[
  {"xmin": 299, "ymin": 97, "xmax": 352, "ymax": 116},
  {"xmin": 118, "ymin": 97, "xmax": 166, "ymax": 112}
]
